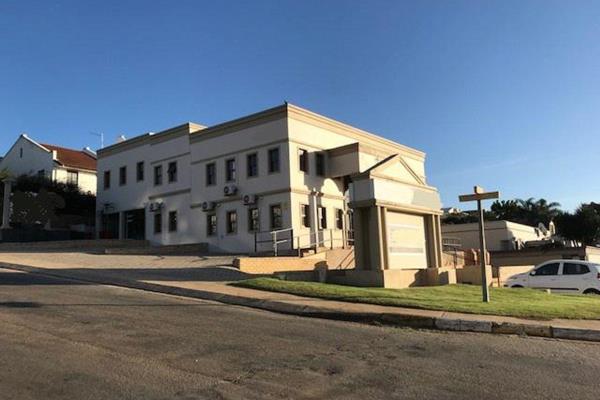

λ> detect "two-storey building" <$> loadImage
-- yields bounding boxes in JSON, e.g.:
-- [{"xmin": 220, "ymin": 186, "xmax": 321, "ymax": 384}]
[{"xmin": 96, "ymin": 103, "xmax": 443, "ymax": 268}]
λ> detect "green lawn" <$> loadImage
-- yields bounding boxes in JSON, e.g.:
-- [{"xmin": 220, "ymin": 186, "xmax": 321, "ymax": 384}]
[{"xmin": 231, "ymin": 278, "xmax": 600, "ymax": 320}]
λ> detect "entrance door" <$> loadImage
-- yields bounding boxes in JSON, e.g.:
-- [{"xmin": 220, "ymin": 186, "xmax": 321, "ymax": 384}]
[
  {"xmin": 124, "ymin": 209, "xmax": 146, "ymax": 240},
  {"xmin": 101, "ymin": 213, "xmax": 119, "ymax": 239}
]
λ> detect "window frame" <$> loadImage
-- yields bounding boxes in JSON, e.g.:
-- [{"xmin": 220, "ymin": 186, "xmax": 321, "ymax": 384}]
[
  {"xmin": 248, "ymin": 207, "xmax": 259, "ymax": 232},
  {"xmin": 298, "ymin": 148, "xmax": 309, "ymax": 173},
  {"xmin": 301, "ymin": 204, "xmax": 311, "ymax": 228},
  {"xmin": 119, "ymin": 166, "xmax": 127, "ymax": 186},
  {"xmin": 206, "ymin": 213, "xmax": 217, "ymax": 236},
  {"xmin": 154, "ymin": 212, "xmax": 162, "ymax": 234},
  {"xmin": 246, "ymin": 152, "xmax": 258, "ymax": 178},
  {"xmin": 154, "ymin": 165, "xmax": 163, "ymax": 186},
  {"xmin": 136, "ymin": 161, "xmax": 144, "ymax": 182},
  {"xmin": 167, "ymin": 161, "xmax": 178, "ymax": 183},
  {"xmin": 316, "ymin": 152, "xmax": 325, "ymax": 177},
  {"xmin": 268, "ymin": 147, "xmax": 280, "ymax": 174},
  {"xmin": 225, "ymin": 158, "xmax": 236, "ymax": 182},
  {"xmin": 335, "ymin": 208, "xmax": 344, "ymax": 230},
  {"xmin": 66, "ymin": 170, "xmax": 79, "ymax": 186},
  {"xmin": 318, "ymin": 206, "xmax": 327, "ymax": 229},
  {"xmin": 226, "ymin": 210, "xmax": 238, "ymax": 234},
  {"xmin": 269, "ymin": 203, "xmax": 283, "ymax": 230},
  {"xmin": 206, "ymin": 162, "xmax": 216, "ymax": 186},
  {"xmin": 103, "ymin": 170, "xmax": 111, "ymax": 189},
  {"xmin": 168, "ymin": 210, "xmax": 178, "ymax": 232}
]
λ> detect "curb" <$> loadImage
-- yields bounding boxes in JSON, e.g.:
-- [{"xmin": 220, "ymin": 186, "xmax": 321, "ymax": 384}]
[{"xmin": 2, "ymin": 263, "xmax": 600, "ymax": 342}]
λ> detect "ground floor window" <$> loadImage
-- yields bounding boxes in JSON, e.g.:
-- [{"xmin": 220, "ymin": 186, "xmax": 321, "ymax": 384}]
[
  {"xmin": 248, "ymin": 207, "xmax": 259, "ymax": 232},
  {"xmin": 207, "ymin": 214, "xmax": 217, "ymax": 236},
  {"xmin": 67, "ymin": 170, "xmax": 79, "ymax": 185},
  {"xmin": 168, "ymin": 211, "xmax": 177, "ymax": 232},
  {"xmin": 335, "ymin": 208, "xmax": 344, "ymax": 230},
  {"xmin": 318, "ymin": 206, "xmax": 327, "ymax": 229},
  {"xmin": 226, "ymin": 210, "xmax": 237, "ymax": 234},
  {"xmin": 270, "ymin": 204, "xmax": 282, "ymax": 230},
  {"xmin": 154, "ymin": 213, "xmax": 162, "ymax": 234}
]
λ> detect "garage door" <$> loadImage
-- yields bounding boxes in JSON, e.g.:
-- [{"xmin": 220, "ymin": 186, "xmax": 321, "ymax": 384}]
[{"xmin": 386, "ymin": 212, "xmax": 428, "ymax": 269}]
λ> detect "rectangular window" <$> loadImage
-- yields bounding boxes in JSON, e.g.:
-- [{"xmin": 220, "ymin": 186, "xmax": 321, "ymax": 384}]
[
  {"xmin": 226, "ymin": 210, "xmax": 237, "ymax": 234},
  {"xmin": 67, "ymin": 170, "xmax": 78, "ymax": 185},
  {"xmin": 225, "ymin": 158, "xmax": 236, "ymax": 182},
  {"xmin": 335, "ymin": 209, "xmax": 344, "ymax": 230},
  {"xmin": 316, "ymin": 153, "xmax": 325, "ymax": 177},
  {"xmin": 248, "ymin": 207, "xmax": 259, "ymax": 232},
  {"xmin": 270, "ymin": 204, "xmax": 282, "ymax": 230},
  {"xmin": 103, "ymin": 170, "xmax": 111, "ymax": 189},
  {"xmin": 207, "ymin": 214, "xmax": 217, "ymax": 236},
  {"xmin": 206, "ymin": 162, "xmax": 216, "ymax": 186},
  {"xmin": 168, "ymin": 211, "xmax": 177, "ymax": 232},
  {"xmin": 268, "ymin": 148, "xmax": 280, "ymax": 173},
  {"xmin": 318, "ymin": 207, "xmax": 327, "ymax": 229},
  {"xmin": 246, "ymin": 153, "xmax": 258, "ymax": 178},
  {"xmin": 154, "ymin": 213, "xmax": 162, "ymax": 234},
  {"xmin": 299, "ymin": 149, "xmax": 308, "ymax": 173},
  {"xmin": 119, "ymin": 166, "xmax": 127, "ymax": 186},
  {"xmin": 19, "ymin": 148, "xmax": 23, "ymax": 158},
  {"xmin": 168, "ymin": 161, "xmax": 177, "ymax": 183},
  {"xmin": 301, "ymin": 204, "xmax": 310, "ymax": 228},
  {"xmin": 154, "ymin": 165, "xmax": 163, "ymax": 186},
  {"xmin": 136, "ymin": 162, "xmax": 144, "ymax": 182}
]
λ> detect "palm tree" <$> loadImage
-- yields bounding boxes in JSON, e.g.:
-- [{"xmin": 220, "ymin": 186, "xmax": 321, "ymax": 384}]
[{"xmin": 516, "ymin": 198, "xmax": 561, "ymax": 226}]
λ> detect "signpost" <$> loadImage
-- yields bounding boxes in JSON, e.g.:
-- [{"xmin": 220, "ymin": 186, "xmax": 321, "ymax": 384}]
[{"xmin": 459, "ymin": 186, "xmax": 499, "ymax": 303}]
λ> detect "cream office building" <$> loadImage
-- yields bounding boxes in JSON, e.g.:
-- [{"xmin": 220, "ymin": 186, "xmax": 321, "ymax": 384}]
[{"xmin": 96, "ymin": 104, "xmax": 443, "ymax": 270}]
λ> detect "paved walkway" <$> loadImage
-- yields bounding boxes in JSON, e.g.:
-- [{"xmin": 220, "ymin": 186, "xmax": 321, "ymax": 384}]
[{"xmin": 1, "ymin": 250, "xmax": 600, "ymax": 341}]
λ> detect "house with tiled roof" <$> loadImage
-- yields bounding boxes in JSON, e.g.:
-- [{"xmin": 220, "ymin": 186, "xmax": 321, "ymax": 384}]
[{"xmin": 0, "ymin": 134, "xmax": 97, "ymax": 194}]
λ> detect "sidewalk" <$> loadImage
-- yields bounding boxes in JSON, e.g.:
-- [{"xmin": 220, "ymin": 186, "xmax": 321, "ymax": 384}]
[{"xmin": 2, "ymin": 257, "xmax": 600, "ymax": 342}]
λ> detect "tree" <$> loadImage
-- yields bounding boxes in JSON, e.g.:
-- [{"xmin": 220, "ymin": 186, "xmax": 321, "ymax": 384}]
[
  {"xmin": 488, "ymin": 197, "xmax": 561, "ymax": 226},
  {"xmin": 555, "ymin": 203, "xmax": 600, "ymax": 245}
]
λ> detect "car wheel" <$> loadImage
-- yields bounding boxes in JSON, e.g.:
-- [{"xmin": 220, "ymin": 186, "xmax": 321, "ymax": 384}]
[{"xmin": 583, "ymin": 289, "xmax": 600, "ymax": 295}]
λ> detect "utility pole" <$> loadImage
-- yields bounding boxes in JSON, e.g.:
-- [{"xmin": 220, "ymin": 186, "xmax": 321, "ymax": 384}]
[{"xmin": 459, "ymin": 186, "xmax": 499, "ymax": 303}]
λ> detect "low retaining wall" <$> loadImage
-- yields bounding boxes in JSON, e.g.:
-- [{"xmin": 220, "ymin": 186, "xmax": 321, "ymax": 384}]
[
  {"xmin": 0, "ymin": 238, "xmax": 148, "ymax": 252},
  {"xmin": 493, "ymin": 265, "xmax": 534, "ymax": 287},
  {"xmin": 105, "ymin": 243, "xmax": 209, "ymax": 255},
  {"xmin": 234, "ymin": 256, "xmax": 327, "ymax": 274},
  {"xmin": 328, "ymin": 267, "xmax": 458, "ymax": 289},
  {"xmin": 456, "ymin": 265, "xmax": 493, "ymax": 286}
]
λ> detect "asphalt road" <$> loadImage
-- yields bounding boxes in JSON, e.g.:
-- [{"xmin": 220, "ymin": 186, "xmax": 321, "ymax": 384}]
[{"xmin": 0, "ymin": 268, "xmax": 599, "ymax": 400}]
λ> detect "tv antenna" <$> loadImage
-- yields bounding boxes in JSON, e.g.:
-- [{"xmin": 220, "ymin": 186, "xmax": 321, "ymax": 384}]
[{"xmin": 90, "ymin": 132, "xmax": 104, "ymax": 149}]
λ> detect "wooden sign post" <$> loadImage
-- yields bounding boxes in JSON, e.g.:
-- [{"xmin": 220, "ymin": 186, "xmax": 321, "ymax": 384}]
[{"xmin": 459, "ymin": 186, "xmax": 499, "ymax": 303}]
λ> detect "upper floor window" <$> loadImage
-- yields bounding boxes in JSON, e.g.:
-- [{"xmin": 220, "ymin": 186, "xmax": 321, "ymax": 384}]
[
  {"xmin": 301, "ymin": 204, "xmax": 310, "ymax": 228},
  {"xmin": 225, "ymin": 158, "xmax": 236, "ymax": 182},
  {"xmin": 136, "ymin": 162, "xmax": 144, "ymax": 182},
  {"xmin": 268, "ymin": 148, "xmax": 280, "ymax": 173},
  {"xmin": 119, "ymin": 166, "xmax": 127, "ymax": 186},
  {"xmin": 67, "ymin": 170, "xmax": 79, "ymax": 186},
  {"xmin": 19, "ymin": 148, "xmax": 23, "ymax": 158},
  {"xmin": 168, "ymin": 211, "xmax": 177, "ymax": 232},
  {"xmin": 103, "ymin": 170, "xmax": 111, "ymax": 189},
  {"xmin": 226, "ymin": 210, "xmax": 237, "ymax": 234},
  {"xmin": 154, "ymin": 165, "xmax": 163, "ymax": 186},
  {"xmin": 206, "ymin": 162, "xmax": 216, "ymax": 186},
  {"xmin": 270, "ymin": 204, "xmax": 282, "ymax": 230},
  {"xmin": 247, "ymin": 153, "xmax": 258, "ymax": 178},
  {"xmin": 316, "ymin": 153, "xmax": 325, "ymax": 177},
  {"xmin": 168, "ymin": 161, "xmax": 177, "ymax": 183},
  {"xmin": 299, "ymin": 149, "xmax": 309, "ymax": 173}
]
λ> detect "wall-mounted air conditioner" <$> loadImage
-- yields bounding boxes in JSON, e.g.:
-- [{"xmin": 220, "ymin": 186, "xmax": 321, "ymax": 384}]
[
  {"xmin": 243, "ymin": 194, "xmax": 258, "ymax": 205},
  {"xmin": 224, "ymin": 184, "xmax": 238, "ymax": 197},
  {"xmin": 201, "ymin": 201, "xmax": 216, "ymax": 211}
]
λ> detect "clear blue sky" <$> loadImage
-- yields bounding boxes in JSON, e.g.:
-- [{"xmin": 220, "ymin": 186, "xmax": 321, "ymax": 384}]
[{"xmin": 1, "ymin": 0, "xmax": 599, "ymax": 210}]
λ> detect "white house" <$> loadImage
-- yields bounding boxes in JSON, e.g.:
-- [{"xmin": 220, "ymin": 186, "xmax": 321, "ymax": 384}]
[
  {"xmin": 96, "ymin": 103, "xmax": 443, "ymax": 263},
  {"xmin": 0, "ymin": 134, "xmax": 97, "ymax": 194}
]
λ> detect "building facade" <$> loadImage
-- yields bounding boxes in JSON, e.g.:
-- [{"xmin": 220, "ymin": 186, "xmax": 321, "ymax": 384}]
[
  {"xmin": 96, "ymin": 104, "xmax": 443, "ymax": 268},
  {"xmin": 0, "ymin": 134, "xmax": 97, "ymax": 194}
]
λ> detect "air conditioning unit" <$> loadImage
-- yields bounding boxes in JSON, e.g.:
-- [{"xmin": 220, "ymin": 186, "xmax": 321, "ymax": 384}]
[
  {"xmin": 243, "ymin": 194, "xmax": 258, "ymax": 205},
  {"xmin": 224, "ymin": 184, "xmax": 238, "ymax": 197},
  {"xmin": 148, "ymin": 202, "xmax": 163, "ymax": 212},
  {"xmin": 201, "ymin": 201, "xmax": 216, "ymax": 212}
]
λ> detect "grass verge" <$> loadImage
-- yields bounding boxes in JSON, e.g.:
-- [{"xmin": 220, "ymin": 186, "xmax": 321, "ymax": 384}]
[{"xmin": 231, "ymin": 278, "xmax": 600, "ymax": 320}]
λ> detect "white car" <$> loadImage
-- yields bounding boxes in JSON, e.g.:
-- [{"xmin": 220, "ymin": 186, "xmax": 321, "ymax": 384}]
[{"xmin": 505, "ymin": 259, "xmax": 600, "ymax": 295}]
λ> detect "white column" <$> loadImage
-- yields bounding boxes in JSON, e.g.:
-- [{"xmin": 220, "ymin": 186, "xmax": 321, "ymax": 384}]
[{"xmin": 1, "ymin": 179, "xmax": 13, "ymax": 229}]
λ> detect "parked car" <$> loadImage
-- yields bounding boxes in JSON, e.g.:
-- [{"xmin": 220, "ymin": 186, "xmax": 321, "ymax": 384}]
[{"xmin": 505, "ymin": 259, "xmax": 600, "ymax": 295}]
